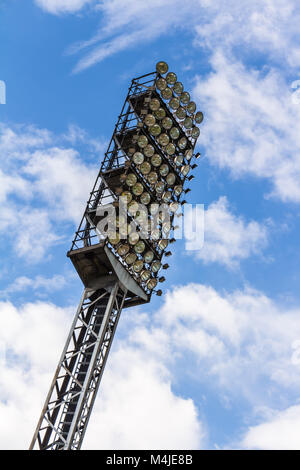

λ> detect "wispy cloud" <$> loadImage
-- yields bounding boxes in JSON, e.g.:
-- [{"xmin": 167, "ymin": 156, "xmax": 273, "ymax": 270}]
[
  {"xmin": 0, "ymin": 298, "xmax": 205, "ymax": 449},
  {"xmin": 0, "ymin": 122, "xmax": 101, "ymax": 262},
  {"xmin": 0, "ymin": 274, "xmax": 69, "ymax": 297},
  {"xmin": 239, "ymin": 404, "xmax": 300, "ymax": 450},
  {"xmin": 35, "ymin": 0, "xmax": 93, "ymax": 15},
  {"xmin": 53, "ymin": 0, "xmax": 300, "ymax": 73},
  {"xmin": 186, "ymin": 196, "xmax": 269, "ymax": 268},
  {"xmin": 194, "ymin": 51, "xmax": 300, "ymax": 203}
]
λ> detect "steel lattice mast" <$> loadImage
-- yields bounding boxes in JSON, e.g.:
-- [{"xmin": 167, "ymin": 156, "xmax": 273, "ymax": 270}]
[{"xmin": 30, "ymin": 62, "xmax": 203, "ymax": 450}]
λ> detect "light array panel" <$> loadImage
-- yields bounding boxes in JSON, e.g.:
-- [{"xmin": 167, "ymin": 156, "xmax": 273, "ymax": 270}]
[{"xmin": 70, "ymin": 61, "xmax": 203, "ymax": 298}]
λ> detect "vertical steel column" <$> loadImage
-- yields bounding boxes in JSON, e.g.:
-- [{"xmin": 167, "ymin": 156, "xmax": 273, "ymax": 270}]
[{"xmin": 30, "ymin": 282, "xmax": 127, "ymax": 450}]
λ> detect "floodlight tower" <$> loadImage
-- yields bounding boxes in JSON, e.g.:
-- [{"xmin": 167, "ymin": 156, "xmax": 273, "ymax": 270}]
[{"xmin": 29, "ymin": 62, "xmax": 203, "ymax": 450}]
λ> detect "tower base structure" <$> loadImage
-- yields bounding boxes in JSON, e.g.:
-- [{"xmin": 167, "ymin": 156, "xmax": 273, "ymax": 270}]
[{"xmin": 29, "ymin": 245, "xmax": 149, "ymax": 450}]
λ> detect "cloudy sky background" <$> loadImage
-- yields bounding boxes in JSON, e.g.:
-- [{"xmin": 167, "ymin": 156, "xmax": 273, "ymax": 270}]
[{"xmin": 1, "ymin": 0, "xmax": 300, "ymax": 449}]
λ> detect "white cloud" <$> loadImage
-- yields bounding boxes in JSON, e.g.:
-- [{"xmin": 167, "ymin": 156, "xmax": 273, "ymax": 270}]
[
  {"xmin": 150, "ymin": 283, "xmax": 300, "ymax": 404},
  {"xmin": 194, "ymin": 0, "xmax": 300, "ymax": 68},
  {"xmin": 194, "ymin": 51, "xmax": 300, "ymax": 203},
  {"xmin": 35, "ymin": 0, "xmax": 93, "ymax": 15},
  {"xmin": 240, "ymin": 405, "xmax": 300, "ymax": 450},
  {"xmin": 2, "ymin": 282, "xmax": 300, "ymax": 449},
  {"xmin": 0, "ymin": 300, "xmax": 73, "ymax": 449},
  {"xmin": 85, "ymin": 283, "xmax": 300, "ymax": 447},
  {"xmin": 0, "ymin": 169, "xmax": 31, "ymax": 203},
  {"xmin": 24, "ymin": 146, "xmax": 95, "ymax": 223},
  {"xmin": 62, "ymin": 0, "xmax": 300, "ymax": 72},
  {"xmin": 185, "ymin": 196, "xmax": 269, "ymax": 267},
  {"xmin": 0, "ymin": 122, "xmax": 99, "ymax": 262},
  {"xmin": 13, "ymin": 208, "xmax": 63, "ymax": 263},
  {"xmin": 0, "ymin": 299, "xmax": 205, "ymax": 449},
  {"xmin": 0, "ymin": 274, "xmax": 68, "ymax": 297},
  {"xmin": 84, "ymin": 344, "xmax": 204, "ymax": 450}
]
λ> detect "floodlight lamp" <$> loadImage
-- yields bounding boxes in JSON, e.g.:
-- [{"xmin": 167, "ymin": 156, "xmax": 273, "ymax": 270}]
[
  {"xmin": 174, "ymin": 155, "xmax": 183, "ymax": 166},
  {"xmin": 191, "ymin": 126, "xmax": 200, "ymax": 139},
  {"xmin": 156, "ymin": 61, "xmax": 168, "ymax": 75},
  {"xmin": 159, "ymin": 164, "xmax": 169, "ymax": 176},
  {"xmin": 118, "ymin": 244, "xmax": 129, "ymax": 256},
  {"xmin": 128, "ymin": 200, "xmax": 139, "ymax": 215},
  {"xmin": 144, "ymin": 144, "xmax": 155, "ymax": 157},
  {"xmin": 140, "ymin": 270, "xmax": 151, "ymax": 282},
  {"xmin": 151, "ymin": 260, "xmax": 162, "ymax": 273},
  {"xmin": 155, "ymin": 108, "xmax": 166, "ymax": 120},
  {"xmin": 174, "ymin": 185, "xmax": 183, "ymax": 196},
  {"xmin": 169, "ymin": 97, "xmax": 180, "ymax": 110},
  {"xmin": 166, "ymin": 72, "xmax": 177, "ymax": 85},
  {"xmin": 156, "ymin": 77, "xmax": 167, "ymax": 91},
  {"xmin": 169, "ymin": 127, "xmax": 180, "ymax": 140},
  {"xmin": 162, "ymin": 221, "xmax": 171, "ymax": 234},
  {"xmin": 144, "ymin": 114, "xmax": 156, "ymax": 127},
  {"xmin": 144, "ymin": 250, "xmax": 154, "ymax": 263},
  {"xmin": 133, "ymin": 151, "xmax": 144, "ymax": 165},
  {"xmin": 166, "ymin": 142, "xmax": 176, "ymax": 155},
  {"xmin": 121, "ymin": 191, "xmax": 132, "ymax": 203},
  {"xmin": 133, "ymin": 260, "xmax": 144, "ymax": 272},
  {"xmin": 176, "ymin": 107, "xmax": 186, "ymax": 120},
  {"xmin": 134, "ymin": 240, "xmax": 145, "ymax": 254},
  {"xmin": 162, "ymin": 117, "xmax": 172, "ymax": 130},
  {"xmin": 180, "ymin": 91, "xmax": 190, "ymax": 105},
  {"xmin": 166, "ymin": 173, "xmax": 176, "ymax": 186},
  {"xmin": 126, "ymin": 173, "xmax": 137, "ymax": 187},
  {"xmin": 161, "ymin": 87, "xmax": 173, "ymax": 100},
  {"xmin": 173, "ymin": 81, "xmax": 183, "ymax": 95},
  {"xmin": 158, "ymin": 133, "xmax": 169, "ymax": 147},
  {"xmin": 187, "ymin": 101, "xmax": 196, "ymax": 114},
  {"xmin": 137, "ymin": 135, "xmax": 148, "ymax": 148},
  {"xmin": 155, "ymin": 181, "xmax": 165, "ymax": 194},
  {"xmin": 185, "ymin": 149, "xmax": 193, "ymax": 161},
  {"xmin": 183, "ymin": 117, "xmax": 193, "ymax": 129},
  {"xmin": 108, "ymin": 233, "xmax": 120, "ymax": 245},
  {"xmin": 149, "ymin": 124, "xmax": 161, "ymax": 137},
  {"xmin": 125, "ymin": 252, "xmax": 137, "ymax": 265},
  {"xmin": 147, "ymin": 278, "xmax": 158, "ymax": 290},
  {"xmin": 140, "ymin": 192, "xmax": 151, "ymax": 205},
  {"xmin": 129, "ymin": 232, "xmax": 139, "ymax": 245},
  {"xmin": 157, "ymin": 239, "xmax": 168, "ymax": 250},
  {"xmin": 140, "ymin": 162, "xmax": 151, "ymax": 175},
  {"xmin": 151, "ymin": 154, "xmax": 162, "ymax": 167},
  {"xmin": 149, "ymin": 98, "xmax": 160, "ymax": 111},
  {"xmin": 132, "ymin": 182, "xmax": 144, "ymax": 196},
  {"xmin": 169, "ymin": 201, "xmax": 179, "ymax": 212},
  {"xmin": 178, "ymin": 137, "xmax": 187, "ymax": 150},
  {"xmin": 195, "ymin": 111, "xmax": 204, "ymax": 124},
  {"xmin": 147, "ymin": 171, "xmax": 158, "ymax": 185}
]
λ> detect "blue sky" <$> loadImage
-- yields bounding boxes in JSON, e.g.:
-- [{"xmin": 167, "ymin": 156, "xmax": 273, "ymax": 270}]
[{"xmin": 1, "ymin": 0, "xmax": 300, "ymax": 450}]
